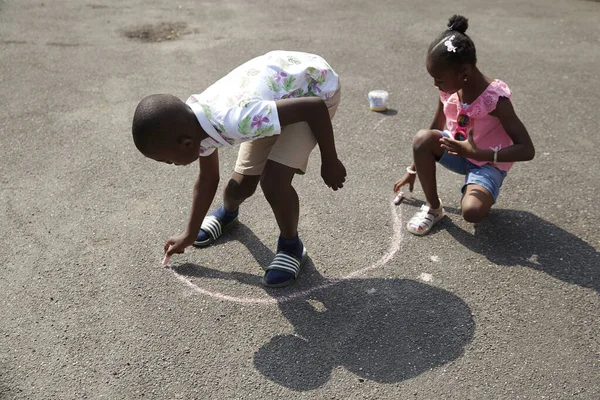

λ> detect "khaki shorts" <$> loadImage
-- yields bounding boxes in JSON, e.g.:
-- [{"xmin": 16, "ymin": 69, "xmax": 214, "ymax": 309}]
[{"xmin": 234, "ymin": 87, "xmax": 341, "ymax": 176}]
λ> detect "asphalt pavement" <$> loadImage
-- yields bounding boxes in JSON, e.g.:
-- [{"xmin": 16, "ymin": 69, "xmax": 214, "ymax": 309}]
[{"xmin": 1, "ymin": 0, "xmax": 599, "ymax": 398}]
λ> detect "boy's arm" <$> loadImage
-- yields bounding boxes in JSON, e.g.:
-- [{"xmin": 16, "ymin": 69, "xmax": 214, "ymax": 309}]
[
  {"xmin": 186, "ymin": 150, "xmax": 220, "ymax": 236},
  {"xmin": 275, "ymin": 97, "xmax": 346, "ymax": 190},
  {"xmin": 165, "ymin": 150, "xmax": 220, "ymax": 255}
]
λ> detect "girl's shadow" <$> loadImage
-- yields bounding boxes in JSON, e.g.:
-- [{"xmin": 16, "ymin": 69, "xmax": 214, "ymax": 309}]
[
  {"xmin": 443, "ymin": 208, "xmax": 599, "ymax": 293},
  {"xmin": 400, "ymin": 198, "xmax": 598, "ymax": 292},
  {"xmin": 174, "ymin": 224, "xmax": 474, "ymax": 391}
]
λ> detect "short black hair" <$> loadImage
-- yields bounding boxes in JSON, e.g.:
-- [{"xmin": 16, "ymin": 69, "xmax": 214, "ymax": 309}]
[
  {"xmin": 428, "ymin": 15, "xmax": 477, "ymax": 69},
  {"xmin": 131, "ymin": 94, "xmax": 191, "ymax": 154}
]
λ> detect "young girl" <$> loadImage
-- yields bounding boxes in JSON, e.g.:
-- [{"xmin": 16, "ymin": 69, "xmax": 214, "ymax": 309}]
[{"xmin": 394, "ymin": 14, "xmax": 535, "ymax": 236}]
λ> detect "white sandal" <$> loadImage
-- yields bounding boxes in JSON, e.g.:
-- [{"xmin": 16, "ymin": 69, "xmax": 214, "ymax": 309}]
[{"xmin": 407, "ymin": 202, "xmax": 445, "ymax": 236}]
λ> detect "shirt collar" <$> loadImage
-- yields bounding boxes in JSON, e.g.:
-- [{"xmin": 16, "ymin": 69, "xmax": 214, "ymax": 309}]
[{"xmin": 187, "ymin": 98, "xmax": 232, "ymax": 148}]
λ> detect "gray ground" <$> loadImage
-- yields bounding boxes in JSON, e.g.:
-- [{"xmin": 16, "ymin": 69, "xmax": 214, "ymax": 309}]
[{"xmin": 1, "ymin": 0, "xmax": 599, "ymax": 399}]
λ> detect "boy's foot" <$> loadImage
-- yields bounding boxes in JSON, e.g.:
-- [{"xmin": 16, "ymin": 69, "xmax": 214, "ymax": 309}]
[
  {"xmin": 193, "ymin": 206, "xmax": 239, "ymax": 248},
  {"xmin": 262, "ymin": 235, "xmax": 307, "ymax": 288},
  {"xmin": 407, "ymin": 201, "xmax": 445, "ymax": 236}
]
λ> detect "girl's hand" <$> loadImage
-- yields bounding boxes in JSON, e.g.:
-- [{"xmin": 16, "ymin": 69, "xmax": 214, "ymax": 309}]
[
  {"xmin": 393, "ymin": 172, "xmax": 416, "ymax": 193},
  {"xmin": 440, "ymin": 129, "xmax": 480, "ymax": 158}
]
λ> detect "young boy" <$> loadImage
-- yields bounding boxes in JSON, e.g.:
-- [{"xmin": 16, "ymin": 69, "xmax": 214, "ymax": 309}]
[{"xmin": 132, "ymin": 50, "xmax": 346, "ymax": 288}]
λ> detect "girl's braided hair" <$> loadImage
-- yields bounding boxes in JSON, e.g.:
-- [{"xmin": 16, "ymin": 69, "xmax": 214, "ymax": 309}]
[{"xmin": 428, "ymin": 15, "xmax": 477, "ymax": 69}]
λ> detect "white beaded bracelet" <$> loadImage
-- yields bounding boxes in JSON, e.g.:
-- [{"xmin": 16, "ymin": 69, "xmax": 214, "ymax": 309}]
[{"xmin": 406, "ymin": 166, "xmax": 417, "ymax": 175}]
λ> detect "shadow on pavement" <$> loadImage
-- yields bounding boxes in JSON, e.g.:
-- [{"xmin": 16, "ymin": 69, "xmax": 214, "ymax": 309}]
[
  {"xmin": 443, "ymin": 209, "xmax": 599, "ymax": 293},
  {"xmin": 374, "ymin": 108, "xmax": 398, "ymax": 116},
  {"xmin": 402, "ymin": 199, "xmax": 599, "ymax": 293},
  {"xmin": 254, "ymin": 271, "xmax": 474, "ymax": 390},
  {"xmin": 175, "ymin": 224, "xmax": 474, "ymax": 390}
]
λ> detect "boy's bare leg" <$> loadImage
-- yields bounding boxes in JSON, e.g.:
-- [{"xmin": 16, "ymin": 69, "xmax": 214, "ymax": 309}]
[
  {"xmin": 223, "ymin": 172, "xmax": 260, "ymax": 212},
  {"xmin": 260, "ymin": 160, "xmax": 298, "ymax": 239},
  {"xmin": 412, "ymin": 129, "xmax": 445, "ymax": 210},
  {"xmin": 260, "ymin": 160, "xmax": 305, "ymax": 286},
  {"xmin": 194, "ymin": 172, "xmax": 259, "ymax": 247}
]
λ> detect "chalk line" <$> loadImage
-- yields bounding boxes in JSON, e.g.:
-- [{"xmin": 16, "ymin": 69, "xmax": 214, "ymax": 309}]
[
  {"xmin": 372, "ymin": 117, "xmax": 387, "ymax": 131},
  {"xmin": 168, "ymin": 202, "xmax": 404, "ymax": 304}
]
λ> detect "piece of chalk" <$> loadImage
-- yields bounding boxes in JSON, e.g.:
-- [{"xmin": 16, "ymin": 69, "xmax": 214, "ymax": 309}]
[
  {"xmin": 162, "ymin": 245, "xmax": 174, "ymax": 266},
  {"xmin": 393, "ymin": 192, "xmax": 404, "ymax": 205}
]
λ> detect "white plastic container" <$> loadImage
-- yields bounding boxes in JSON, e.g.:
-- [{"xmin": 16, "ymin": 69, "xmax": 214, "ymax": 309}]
[{"xmin": 368, "ymin": 90, "xmax": 389, "ymax": 111}]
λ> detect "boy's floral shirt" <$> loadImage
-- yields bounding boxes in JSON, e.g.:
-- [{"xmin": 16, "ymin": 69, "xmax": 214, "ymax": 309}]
[{"xmin": 185, "ymin": 51, "xmax": 339, "ymax": 156}]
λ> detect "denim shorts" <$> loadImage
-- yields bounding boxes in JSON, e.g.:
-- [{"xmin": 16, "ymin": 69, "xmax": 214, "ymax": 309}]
[{"xmin": 436, "ymin": 131, "xmax": 507, "ymax": 202}]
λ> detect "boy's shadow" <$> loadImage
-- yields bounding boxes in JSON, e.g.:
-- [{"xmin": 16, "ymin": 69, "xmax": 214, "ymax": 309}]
[
  {"xmin": 174, "ymin": 224, "xmax": 474, "ymax": 391},
  {"xmin": 402, "ymin": 198, "xmax": 599, "ymax": 293}
]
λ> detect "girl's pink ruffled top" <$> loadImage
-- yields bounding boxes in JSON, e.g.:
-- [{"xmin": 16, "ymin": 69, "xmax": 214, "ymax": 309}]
[{"xmin": 440, "ymin": 79, "xmax": 514, "ymax": 172}]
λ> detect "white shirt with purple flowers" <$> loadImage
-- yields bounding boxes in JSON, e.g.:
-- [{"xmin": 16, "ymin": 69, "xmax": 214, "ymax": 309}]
[{"xmin": 185, "ymin": 50, "xmax": 339, "ymax": 156}]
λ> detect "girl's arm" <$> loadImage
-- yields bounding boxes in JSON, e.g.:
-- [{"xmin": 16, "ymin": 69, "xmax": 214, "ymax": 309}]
[
  {"xmin": 394, "ymin": 100, "xmax": 445, "ymax": 193},
  {"xmin": 430, "ymin": 99, "xmax": 447, "ymax": 131},
  {"xmin": 164, "ymin": 150, "xmax": 220, "ymax": 255},
  {"xmin": 408, "ymin": 100, "xmax": 445, "ymax": 170},
  {"xmin": 489, "ymin": 97, "xmax": 535, "ymax": 162},
  {"xmin": 440, "ymin": 97, "xmax": 535, "ymax": 163}
]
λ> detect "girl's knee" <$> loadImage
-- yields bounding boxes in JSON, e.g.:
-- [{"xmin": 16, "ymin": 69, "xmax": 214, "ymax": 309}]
[
  {"xmin": 412, "ymin": 129, "xmax": 440, "ymax": 152},
  {"xmin": 461, "ymin": 185, "xmax": 494, "ymax": 223},
  {"xmin": 461, "ymin": 205, "xmax": 488, "ymax": 223}
]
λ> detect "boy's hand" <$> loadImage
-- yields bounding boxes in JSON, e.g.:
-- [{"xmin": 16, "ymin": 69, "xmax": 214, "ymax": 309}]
[
  {"xmin": 393, "ymin": 172, "xmax": 416, "ymax": 193},
  {"xmin": 321, "ymin": 158, "xmax": 347, "ymax": 190},
  {"xmin": 440, "ymin": 128, "xmax": 479, "ymax": 158},
  {"xmin": 164, "ymin": 233, "xmax": 196, "ymax": 256}
]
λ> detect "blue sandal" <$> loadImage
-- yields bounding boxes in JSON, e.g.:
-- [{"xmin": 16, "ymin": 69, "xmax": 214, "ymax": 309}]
[
  {"xmin": 193, "ymin": 213, "xmax": 239, "ymax": 248},
  {"xmin": 261, "ymin": 247, "xmax": 308, "ymax": 288}
]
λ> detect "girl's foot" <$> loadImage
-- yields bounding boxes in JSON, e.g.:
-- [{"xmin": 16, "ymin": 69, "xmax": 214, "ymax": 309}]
[{"xmin": 407, "ymin": 201, "xmax": 445, "ymax": 236}]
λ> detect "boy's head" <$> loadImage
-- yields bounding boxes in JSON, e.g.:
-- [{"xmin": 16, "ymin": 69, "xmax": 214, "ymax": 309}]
[
  {"xmin": 132, "ymin": 94, "xmax": 202, "ymax": 165},
  {"xmin": 426, "ymin": 15, "xmax": 477, "ymax": 94}
]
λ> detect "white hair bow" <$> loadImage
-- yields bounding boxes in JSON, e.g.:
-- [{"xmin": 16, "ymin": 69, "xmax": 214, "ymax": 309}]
[{"xmin": 444, "ymin": 35, "xmax": 457, "ymax": 53}]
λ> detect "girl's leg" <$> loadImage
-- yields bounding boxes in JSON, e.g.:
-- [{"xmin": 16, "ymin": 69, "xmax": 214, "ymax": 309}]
[
  {"xmin": 412, "ymin": 129, "xmax": 445, "ymax": 209},
  {"xmin": 406, "ymin": 129, "xmax": 448, "ymax": 236},
  {"xmin": 461, "ymin": 184, "xmax": 494, "ymax": 223}
]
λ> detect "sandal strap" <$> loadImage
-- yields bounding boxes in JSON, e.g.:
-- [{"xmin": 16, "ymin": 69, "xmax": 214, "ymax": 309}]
[
  {"xmin": 265, "ymin": 251, "xmax": 303, "ymax": 278},
  {"xmin": 410, "ymin": 212, "xmax": 435, "ymax": 229},
  {"xmin": 408, "ymin": 205, "xmax": 443, "ymax": 231},
  {"xmin": 200, "ymin": 215, "xmax": 222, "ymax": 240}
]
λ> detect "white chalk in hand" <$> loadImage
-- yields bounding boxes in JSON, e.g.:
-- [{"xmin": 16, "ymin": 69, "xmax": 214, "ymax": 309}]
[
  {"xmin": 162, "ymin": 245, "xmax": 173, "ymax": 266},
  {"xmin": 393, "ymin": 192, "xmax": 404, "ymax": 205}
]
